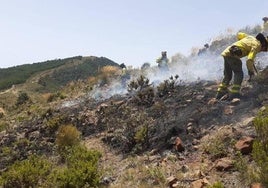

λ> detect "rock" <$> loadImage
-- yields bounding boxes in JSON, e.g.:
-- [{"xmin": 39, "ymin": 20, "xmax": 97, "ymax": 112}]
[
  {"xmin": 251, "ymin": 183, "xmax": 264, "ymax": 188},
  {"xmin": 149, "ymin": 149, "xmax": 159, "ymax": 155},
  {"xmin": 100, "ymin": 176, "xmax": 115, "ymax": 185},
  {"xmin": 0, "ymin": 108, "xmax": 5, "ymax": 118},
  {"xmin": 224, "ymin": 105, "xmax": 234, "ymax": 115},
  {"xmin": 190, "ymin": 178, "xmax": 210, "ymax": 188},
  {"xmin": 235, "ymin": 136, "xmax": 254, "ymax": 154},
  {"xmin": 230, "ymin": 98, "xmax": 240, "ymax": 105},
  {"xmin": 215, "ymin": 157, "xmax": 233, "ymax": 171},
  {"xmin": 166, "ymin": 175, "xmax": 178, "ymax": 188},
  {"xmin": 208, "ymin": 98, "xmax": 218, "ymax": 105},
  {"xmin": 259, "ymin": 106, "xmax": 266, "ymax": 112},
  {"xmin": 174, "ymin": 137, "xmax": 185, "ymax": 152}
]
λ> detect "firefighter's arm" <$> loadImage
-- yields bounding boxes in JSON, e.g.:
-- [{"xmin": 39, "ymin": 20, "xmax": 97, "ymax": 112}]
[
  {"xmin": 246, "ymin": 59, "xmax": 255, "ymax": 82},
  {"xmin": 247, "ymin": 50, "xmax": 257, "ymax": 75}
]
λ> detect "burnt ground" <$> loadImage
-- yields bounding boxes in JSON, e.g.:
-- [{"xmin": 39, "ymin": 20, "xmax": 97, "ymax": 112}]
[{"xmin": 1, "ymin": 69, "xmax": 268, "ymax": 187}]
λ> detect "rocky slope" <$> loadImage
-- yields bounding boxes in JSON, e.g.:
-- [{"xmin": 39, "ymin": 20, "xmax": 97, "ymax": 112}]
[{"xmin": 1, "ymin": 66, "xmax": 268, "ymax": 187}]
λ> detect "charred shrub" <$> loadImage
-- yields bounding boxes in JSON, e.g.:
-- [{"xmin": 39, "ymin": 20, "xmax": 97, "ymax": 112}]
[
  {"xmin": 157, "ymin": 75, "xmax": 179, "ymax": 97},
  {"xmin": 128, "ymin": 75, "xmax": 155, "ymax": 106},
  {"xmin": 97, "ymin": 104, "xmax": 153, "ymax": 153},
  {"xmin": 149, "ymin": 101, "xmax": 167, "ymax": 118}
]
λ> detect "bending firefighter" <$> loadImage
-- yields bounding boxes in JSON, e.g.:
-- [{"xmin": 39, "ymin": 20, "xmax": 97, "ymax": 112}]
[{"xmin": 216, "ymin": 32, "xmax": 268, "ymax": 100}]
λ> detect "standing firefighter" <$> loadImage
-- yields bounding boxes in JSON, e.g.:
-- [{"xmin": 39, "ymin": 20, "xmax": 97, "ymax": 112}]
[
  {"xmin": 119, "ymin": 63, "xmax": 130, "ymax": 87},
  {"xmin": 262, "ymin": 17, "xmax": 268, "ymax": 36},
  {"xmin": 156, "ymin": 51, "xmax": 169, "ymax": 71},
  {"xmin": 216, "ymin": 32, "xmax": 268, "ymax": 100}
]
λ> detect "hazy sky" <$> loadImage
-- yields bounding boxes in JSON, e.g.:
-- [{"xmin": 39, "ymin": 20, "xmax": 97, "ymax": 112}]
[{"xmin": 0, "ymin": 0, "xmax": 267, "ymax": 68}]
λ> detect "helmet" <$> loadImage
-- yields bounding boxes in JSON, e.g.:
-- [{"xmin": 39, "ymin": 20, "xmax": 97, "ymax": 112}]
[
  {"xmin": 256, "ymin": 33, "xmax": 268, "ymax": 51},
  {"xmin": 237, "ymin": 32, "xmax": 247, "ymax": 40},
  {"xmin": 161, "ymin": 51, "xmax": 167, "ymax": 56},
  {"xmin": 262, "ymin": 17, "xmax": 268, "ymax": 21}
]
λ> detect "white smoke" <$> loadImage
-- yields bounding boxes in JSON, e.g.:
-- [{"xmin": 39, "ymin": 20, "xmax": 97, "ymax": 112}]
[
  {"xmin": 141, "ymin": 51, "xmax": 223, "ymax": 87},
  {"xmin": 64, "ymin": 30, "xmax": 268, "ymax": 103},
  {"xmin": 85, "ymin": 52, "xmax": 224, "ymax": 101},
  {"xmin": 88, "ymin": 80, "xmax": 128, "ymax": 100}
]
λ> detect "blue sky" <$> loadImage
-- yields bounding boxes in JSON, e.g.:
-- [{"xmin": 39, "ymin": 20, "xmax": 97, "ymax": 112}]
[{"xmin": 0, "ymin": 0, "xmax": 267, "ymax": 68}]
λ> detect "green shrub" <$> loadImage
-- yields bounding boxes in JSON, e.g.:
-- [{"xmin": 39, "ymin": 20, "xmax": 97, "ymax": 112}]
[
  {"xmin": 56, "ymin": 124, "xmax": 81, "ymax": 150},
  {"xmin": 235, "ymin": 107, "xmax": 268, "ymax": 186},
  {"xmin": 16, "ymin": 92, "xmax": 30, "ymax": 106},
  {"xmin": 49, "ymin": 145, "xmax": 102, "ymax": 187},
  {"xmin": 234, "ymin": 151, "xmax": 258, "ymax": 185},
  {"xmin": 46, "ymin": 115, "xmax": 68, "ymax": 133},
  {"xmin": 134, "ymin": 125, "xmax": 149, "ymax": 152},
  {"xmin": 146, "ymin": 166, "xmax": 166, "ymax": 185},
  {"xmin": 252, "ymin": 109, "xmax": 268, "ymax": 186},
  {"xmin": 1, "ymin": 155, "xmax": 52, "ymax": 188},
  {"xmin": 47, "ymin": 92, "xmax": 67, "ymax": 102},
  {"xmin": 0, "ymin": 122, "xmax": 9, "ymax": 132},
  {"xmin": 201, "ymin": 130, "xmax": 231, "ymax": 160},
  {"xmin": 207, "ymin": 181, "xmax": 224, "ymax": 188}
]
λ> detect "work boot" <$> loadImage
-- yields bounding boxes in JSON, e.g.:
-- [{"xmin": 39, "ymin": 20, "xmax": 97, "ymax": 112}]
[
  {"xmin": 215, "ymin": 91, "xmax": 227, "ymax": 100},
  {"xmin": 228, "ymin": 93, "xmax": 241, "ymax": 100}
]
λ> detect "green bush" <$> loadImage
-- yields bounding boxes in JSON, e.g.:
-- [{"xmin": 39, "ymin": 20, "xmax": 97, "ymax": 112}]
[
  {"xmin": 252, "ymin": 108, "xmax": 268, "ymax": 185},
  {"xmin": 201, "ymin": 130, "xmax": 231, "ymax": 160},
  {"xmin": 1, "ymin": 155, "xmax": 52, "ymax": 188},
  {"xmin": 16, "ymin": 92, "xmax": 30, "ymax": 106},
  {"xmin": 234, "ymin": 151, "xmax": 258, "ymax": 185},
  {"xmin": 207, "ymin": 181, "xmax": 224, "ymax": 188},
  {"xmin": 235, "ymin": 107, "xmax": 268, "ymax": 186},
  {"xmin": 49, "ymin": 145, "xmax": 102, "ymax": 187},
  {"xmin": 46, "ymin": 114, "xmax": 67, "ymax": 133},
  {"xmin": 56, "ymin": 124, "xmax": 81, "ymax": 150},
  {"xmin": 47, "ymin": 92, "xmax": 67, "ymax": 102}
]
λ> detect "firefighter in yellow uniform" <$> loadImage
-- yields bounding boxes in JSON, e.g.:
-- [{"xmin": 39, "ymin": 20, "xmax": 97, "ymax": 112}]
[{"xmin": 216, "ymin": 32, "xmax": 268, "ymax": 100}]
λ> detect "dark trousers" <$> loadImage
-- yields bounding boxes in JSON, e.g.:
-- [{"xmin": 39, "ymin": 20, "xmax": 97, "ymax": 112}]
[
  {"xmin": 218, "ymin": 56, "xmax": 243, "ymax": 94},
  {"xmin": 222, "ymin": 56, "xmax": 243, "ymax": 86}
]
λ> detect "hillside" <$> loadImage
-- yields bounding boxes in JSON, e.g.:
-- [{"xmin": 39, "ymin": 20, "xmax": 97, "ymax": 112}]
[
  {"xmin": 0, "ymin": 56, "xmax": 119, "ymax": 92},
  {"xmin": 1, "ymin": 26, "xmax": 268, "ymax": 187}
]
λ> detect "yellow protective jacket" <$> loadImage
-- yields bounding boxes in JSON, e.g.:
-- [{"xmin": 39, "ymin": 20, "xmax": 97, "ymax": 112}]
[{"xmin": 221, "ymin": 35, "xmax": 262, "ymax": 73}]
